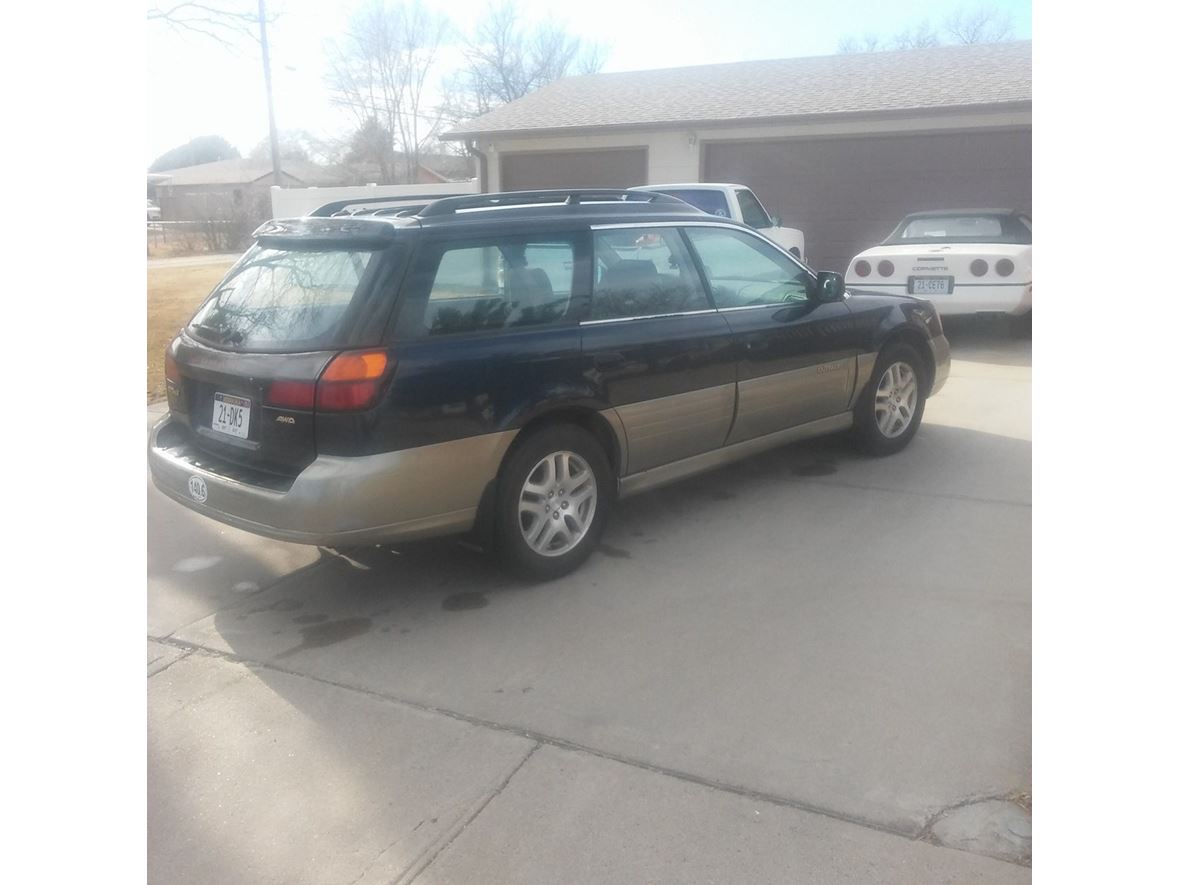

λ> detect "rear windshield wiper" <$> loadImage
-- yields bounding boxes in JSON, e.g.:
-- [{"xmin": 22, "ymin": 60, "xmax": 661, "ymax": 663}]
[{"xmin": 191, "ymin": 322, "xmax": 244, "ymax": 346}]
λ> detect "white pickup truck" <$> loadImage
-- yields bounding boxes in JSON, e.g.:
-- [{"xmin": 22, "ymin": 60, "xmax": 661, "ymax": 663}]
[{"xmin": 630, "ymin": 183, "xmax": 806, "ymax": 263}]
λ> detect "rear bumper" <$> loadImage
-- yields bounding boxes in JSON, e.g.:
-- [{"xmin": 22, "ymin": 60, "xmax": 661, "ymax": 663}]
[
  {"xmin": 930, "ymin": 283, "xmax": 1031, "ymax": 317},
  {"xmin": 928, "ymin": 333, "xmax": 951, "ymax": 397},
  {"xmin": 148, "ymin": 417, "xmax": 516, "ymax": 546}
]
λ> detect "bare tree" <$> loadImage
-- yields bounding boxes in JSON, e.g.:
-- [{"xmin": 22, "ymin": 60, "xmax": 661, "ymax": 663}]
[
  {"xmin": 248, "ymin": 130, "xmax": 325, "ymax": 163},
  {"xmin": 838, "ymin": 3, "xmax": 1015, "ymax": 53},
  {"xmin": 838, "ymin": 33, "xmax": 882, "ymax": 54},
  {"xmin": 445, "ymin": 1, "xmax": 608, "ymax": 122},
  {"xmin": 890, "ymin": 21, "xmax": 941, "ymax": 50},
  {"xmin": 944, "ymin": 4, "xmax": 1014, "ymax": 44},
  {"xmin": 325, "ymin": 0, "xmax": 449, "ymax": 183},
  {"xmin": 147, "ymin": 1, "xmax": 269, "ymax": 50}
]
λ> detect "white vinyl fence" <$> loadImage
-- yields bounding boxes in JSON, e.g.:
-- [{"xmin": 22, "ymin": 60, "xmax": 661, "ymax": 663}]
[{"xmin": 269, "ymin": 181, "xmax": 478, "ymax": 219}]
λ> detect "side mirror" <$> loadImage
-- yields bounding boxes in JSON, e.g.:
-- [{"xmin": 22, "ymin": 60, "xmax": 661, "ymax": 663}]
[{"xmin": 814, "ymin": 271, "xmax": 845, "ymax": 302}]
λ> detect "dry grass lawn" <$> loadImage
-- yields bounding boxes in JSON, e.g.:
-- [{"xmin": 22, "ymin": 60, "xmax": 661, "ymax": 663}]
[{"xmin": 147, "ymin": 260, "xmax": 234, "ymax": 402}]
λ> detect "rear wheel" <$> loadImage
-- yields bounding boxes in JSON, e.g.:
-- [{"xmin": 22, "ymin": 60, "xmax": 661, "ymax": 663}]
[
  {"xmin": 495, "ymin": 425, "xmax": 612, "ymax": 580},
  {"xmin": 853, "ymin": 344, "xmax": 927, "ymax": 455}
]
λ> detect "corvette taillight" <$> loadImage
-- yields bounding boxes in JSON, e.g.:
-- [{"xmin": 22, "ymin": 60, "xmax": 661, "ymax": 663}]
[
  {"xmin": 878, "ymin": 260, "xmax": 895, "ymax": 277},
  {"xmin": 854, "ymin": 260, "xmax": 871, "ymax": 277},
  {"xmin": 970, "ymin": 259, "xmax": 989, "ymax": 277},
  {"xmin": 996, "ymin": 258, "xmax": 1015, "ymax": 277}
]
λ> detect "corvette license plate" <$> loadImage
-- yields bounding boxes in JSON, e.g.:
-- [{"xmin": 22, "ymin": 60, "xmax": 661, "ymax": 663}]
[
  {"xmin": 212, "ymin": 393, "xmax": 250, "ymax": 439},
  {"xmin": 909, "ymin": 276, "xmax": 954, "ymax": 295}
]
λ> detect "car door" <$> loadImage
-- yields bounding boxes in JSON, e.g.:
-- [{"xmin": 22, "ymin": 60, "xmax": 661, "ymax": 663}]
[
  {"xmin": 682, "ymin": 225, "xmax": 859, "ymax": 445},
  {"xmin": 383, "ymin": 229, "xmax": 587, "ymax": 454},
  {"xmin": 581, "ymin": 225, "xmax": 737, "ymax": 475}
]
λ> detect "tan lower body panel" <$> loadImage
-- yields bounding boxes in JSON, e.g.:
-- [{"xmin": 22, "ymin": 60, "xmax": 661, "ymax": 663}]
[
  {"xmin": 614, "ymin": 383, "xmax": 736, "ymax": 474},
  {"xmin": 619, "ymin": 412, "xmax": 853, "ymax": 499},
  {"xmin": 728, "ymin": 359, "xmax": 856, "ymax": 445}
]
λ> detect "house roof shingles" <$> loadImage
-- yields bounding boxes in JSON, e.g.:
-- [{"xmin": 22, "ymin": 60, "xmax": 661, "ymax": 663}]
[
  {"xmin": 445, "ymin": 41, "xmax": 1031, "ymax": 138},
  {"xmin": 154, "ymin": 158, "xmax": 338, "ymax": 186}
]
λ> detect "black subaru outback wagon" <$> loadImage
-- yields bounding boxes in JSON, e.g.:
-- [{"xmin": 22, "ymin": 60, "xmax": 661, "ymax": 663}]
[{"xmin": 150, "ymin": 189, "xmax": 950, "ymax": 578}]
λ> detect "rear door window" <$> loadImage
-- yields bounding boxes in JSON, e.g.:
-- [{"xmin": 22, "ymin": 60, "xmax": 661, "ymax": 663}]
[
  {"xmin": 591, "ymin": 228, "xmax": 711, "ymax": 320},
  {"xmin": 187, "ymin": 246, "xmax": 379, "ymax": 351},
  {"xmin": 410, "ymin": 236, "xmax": 579, "ymax": 336},
  {"xmin": 684, "ymin": 227, "xmax": 811, "ymax": 309}
]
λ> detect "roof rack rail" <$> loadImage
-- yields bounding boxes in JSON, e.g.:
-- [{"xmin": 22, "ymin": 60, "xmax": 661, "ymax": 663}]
[
  {"xmin": 307, "ymin": 193, "xmax": 472, "ymax": 218},
  {"xmin": 415, "ymin": 189, "xmax": 686, "ymax": 218}
]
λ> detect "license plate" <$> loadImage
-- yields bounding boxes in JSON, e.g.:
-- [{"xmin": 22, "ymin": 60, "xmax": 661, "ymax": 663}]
[
  {"xmin": 212, "ymin": 393, "xmax": 250, "ymax": 439},
  {"xmin": 909, "ymin": 276, "xmax": 954, "ymax": 295}
]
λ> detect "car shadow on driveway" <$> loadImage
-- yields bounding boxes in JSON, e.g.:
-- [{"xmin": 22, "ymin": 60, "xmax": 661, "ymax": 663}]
[
  {"xmin": 162, "ymin": 420, "xmax": 1032, "ymax": 658},
  {"xmin": 942, "ymin": 317, "xmax": 1032, "ymax": 367}
]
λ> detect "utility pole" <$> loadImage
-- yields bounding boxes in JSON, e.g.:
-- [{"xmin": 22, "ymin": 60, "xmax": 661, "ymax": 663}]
[{"xmin": 258, "ymin": 0, "xmax": 282, "ymax": 185}]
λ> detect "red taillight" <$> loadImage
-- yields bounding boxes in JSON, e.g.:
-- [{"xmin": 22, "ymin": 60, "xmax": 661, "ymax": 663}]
[
  {"xmin": 317, "ymin": 380, "xmax": 383, "ymax": 411},
  {"xmin": 970, "ymin": 259, "xmax": 989, "ymax": 277},
  {"xmin": 164, "ymin": 348, "xmax": 180, "ymax": 385},
  {"xmin": 996, "ymin": 258, "xmax": 1014, "ymax": 277},
  {"xmin": 854, "ymin": 260, "xmax": 871, "ymax": 277},
  {"xmin": 878, "ymin": 260, "xmax": 894, "ymax": 277},
  {"xmin": 266, "ymin": 350, "xmax": 394, "ymax": 413},
  {"xmin": 316, "ymin": 349, "xmax": 391, "ymax": 412},
  {"xmin": 266, "ymin": 380, "xmax": 316, "ymax": 409}
]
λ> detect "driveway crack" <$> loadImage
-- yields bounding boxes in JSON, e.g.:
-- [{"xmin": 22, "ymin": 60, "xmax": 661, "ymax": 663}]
[
  {"xmin": 151, "ymin": 635, "xmax": 1030, "ymax": 868},
  {"xmin": 398, "ymin": 742, "xmax": 541, "ymax": 885}
]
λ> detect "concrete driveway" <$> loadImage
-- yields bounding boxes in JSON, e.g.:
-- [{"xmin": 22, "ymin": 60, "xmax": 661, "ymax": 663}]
[{"xmin": 147, "ymin": 321, "xmax": 1031, "ymax": 883}]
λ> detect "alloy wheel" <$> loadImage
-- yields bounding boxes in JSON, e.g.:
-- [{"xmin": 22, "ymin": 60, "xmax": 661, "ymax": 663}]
[{"xmin": 518, "ymin": 451, "xmax": 598, "ymax": 557}]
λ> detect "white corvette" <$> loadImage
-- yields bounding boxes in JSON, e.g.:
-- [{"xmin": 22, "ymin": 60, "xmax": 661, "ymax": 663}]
[{"xmin": 846, "ymin": 209, "xmax": 1031, "ymax": 318}]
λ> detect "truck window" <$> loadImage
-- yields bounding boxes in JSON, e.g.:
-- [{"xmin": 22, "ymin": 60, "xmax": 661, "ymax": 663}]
[
  {"xmin": 656, "ymin": 189, "xmax": 730, "ymax": 218},
  {"xmin": 735, "ymin": 189, "xmax": 773, "ymax": 229}
]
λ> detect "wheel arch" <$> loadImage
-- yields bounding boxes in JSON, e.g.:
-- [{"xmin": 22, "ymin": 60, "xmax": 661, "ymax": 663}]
[
  {"xmin": 877, "ymin": 325, "xmax": 937, "ymax": 395},
  {"xmin": 472, "ymin": 405, "xmax": 625, "ymax": 549}
]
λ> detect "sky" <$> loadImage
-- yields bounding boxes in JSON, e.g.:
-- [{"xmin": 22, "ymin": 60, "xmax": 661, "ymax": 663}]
[{"xmin": 145, "ymin": 0, "xmax": 1032, "ymax": 166}]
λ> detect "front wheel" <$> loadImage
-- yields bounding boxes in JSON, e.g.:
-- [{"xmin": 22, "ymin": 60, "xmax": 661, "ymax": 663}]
[
  {"xmin": 495, "ymin": 425, "xmax": 613, "ymax": 580},
  {"xmin": 853, "ymin": 344, "xmax": 927, "ymax": 455}
]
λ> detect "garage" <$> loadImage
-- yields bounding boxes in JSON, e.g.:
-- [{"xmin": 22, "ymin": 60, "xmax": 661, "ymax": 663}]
[
  {"xmin": 703, "ymin": 128, "xmax": 1032, "ymax": 272},
  {"xmin": 447, "ymin": 42, "xmax": 1030, "ymax": 276},
  {"xmin": 500, "ymin": 148, "xmax": 648, "ymax": 191}
]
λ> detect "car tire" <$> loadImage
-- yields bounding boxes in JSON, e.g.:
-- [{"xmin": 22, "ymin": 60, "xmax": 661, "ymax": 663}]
[
  {"xmin": 495, "ymin": 425, "xmax": 613, "ymax": 580},
  {"xmin": 853, "ymin": 343, "xmax": 928, "ymax": 455}
]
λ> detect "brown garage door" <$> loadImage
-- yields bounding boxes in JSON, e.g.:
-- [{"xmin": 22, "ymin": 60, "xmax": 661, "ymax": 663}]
[
  {"xmin": 501, "ymin": 148, "xmax": 648, "ymax": 191},
  {"xmin": 703, "ymin": 129, "xmax": 1031, "ymax": 272}
]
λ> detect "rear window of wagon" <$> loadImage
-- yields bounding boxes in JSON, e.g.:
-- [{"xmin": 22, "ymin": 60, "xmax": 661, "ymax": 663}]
[{"xmin": 187, "ymin": 246, "xmax": 380, "ymax": 351}]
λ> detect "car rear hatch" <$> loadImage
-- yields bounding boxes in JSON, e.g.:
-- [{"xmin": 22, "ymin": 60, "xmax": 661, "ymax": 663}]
[{"xmin": 164, "ymin": 217, "xmax": 410, "ymax": 478}]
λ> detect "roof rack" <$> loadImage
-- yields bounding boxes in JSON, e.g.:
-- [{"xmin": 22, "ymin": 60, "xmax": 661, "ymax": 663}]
[
  {"xmin": 415, "ymin": 189, "xmax": 687, "ymax": 218},
  {"xmin": 307, "ymin": 193, "xmax": 472, "ymax": 218}
]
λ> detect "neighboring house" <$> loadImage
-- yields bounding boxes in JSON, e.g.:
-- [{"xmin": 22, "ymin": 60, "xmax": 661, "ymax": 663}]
[
  {"xmin": 152, "ymin": 159, "xmax": 340, "ymax": 222},
  {"xmin": 330, "ymin": 153, "xmax": 477, "ymax": 186},
  {"xmin": 444, "ymin": 41, "xmax": 1032, "ymax": 272}
]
